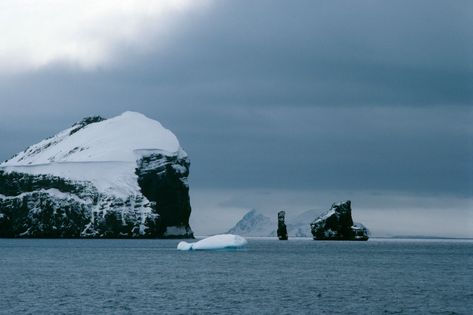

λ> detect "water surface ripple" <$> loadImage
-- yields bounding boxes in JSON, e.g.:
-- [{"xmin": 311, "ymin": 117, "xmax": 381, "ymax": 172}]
[{"xmin": 0, "ymin": 238, "xmax": 471, "ymax": 314}]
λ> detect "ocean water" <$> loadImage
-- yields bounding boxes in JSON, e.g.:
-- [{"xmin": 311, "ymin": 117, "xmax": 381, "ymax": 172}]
[{"xmin": 0, "ymin": 238, "xmax": 471, "ymax": 315}]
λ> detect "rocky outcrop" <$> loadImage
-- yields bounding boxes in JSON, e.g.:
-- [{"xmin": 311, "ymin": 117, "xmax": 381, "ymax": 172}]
[
  {"xmin": 135, "ymin": 153, "xmax": 193, "ymax": 238},
  {"xmin": 310, "ymin": 200, "xmax": 369, "ymax": 241},
  {"xmin": 277, "ymin": 211, "xmax": 288, "ymax": 240},
  {"xmin": 0, "ymin": 112, "xmax": 193, "ymax": 238}
]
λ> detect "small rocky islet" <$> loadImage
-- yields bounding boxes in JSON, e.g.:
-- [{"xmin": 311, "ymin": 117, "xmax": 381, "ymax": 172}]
[
  {"xmin": 310, "ymin": 200, "xmax": 369, "ymax": 241},
  {"xmin": 278, "ymin": 200, "xmax": 369, "ymax": 241},
  {"xmin": 277, "ymin": 210, "xmax": 288, "ymax": 240}
]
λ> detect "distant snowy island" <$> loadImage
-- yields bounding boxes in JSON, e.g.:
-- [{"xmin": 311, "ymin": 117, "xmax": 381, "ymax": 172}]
[
  {"xmin": 228, "ymin": 200, "xmax": 369, "ymax": 240},
  {"xmin": 0, "ymin": 112, "xmax": 193, "ymax": 238},
  {"xmin": 228, "ymin": 208, "xmax": 319, "ymax": 237}
]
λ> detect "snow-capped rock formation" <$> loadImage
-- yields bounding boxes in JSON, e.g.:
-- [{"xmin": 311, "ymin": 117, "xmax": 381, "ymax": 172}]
[
  {"xmin": 227, "ymin": 209, "xmax": 320, "ymax": 237},
  {"xmin": 0, "ymin": 111, "xmax": 193, "ymax": 238},
  {"xmin": 310, "ymin": 200, "xmax": 369, "ymax": 241}
]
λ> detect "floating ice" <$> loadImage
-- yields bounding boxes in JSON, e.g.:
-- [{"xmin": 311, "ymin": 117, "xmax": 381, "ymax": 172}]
[{"xmin": 177, "ymin": 234, "xmax": 248, "ymax": 251}]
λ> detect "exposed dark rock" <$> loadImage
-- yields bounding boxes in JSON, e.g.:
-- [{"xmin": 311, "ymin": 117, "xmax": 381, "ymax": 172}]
[
  {"xmin": 0, "ymin": 171, "xmax": 94, "ymax": 238},
  {"xmin": 136, "ymin": 153, "xmax": 193, "ymax": 238},
  {"xmin": 0, "ymin": 171, "xmax": 143, "ymax": 238},
  {"xmin": 277, "ymin": 210, "xmax": 288, "ymax": 240},
  {"xmin": 0, "ymin": 152, "xmax": 194, "ymax": 239},
  {"xmin": 310, "ymin": 200, "xmax": 369, "ymax": 241},
  {"xmin": 69, "ymin": 116, "xmax": 106, "ymax": 135}
]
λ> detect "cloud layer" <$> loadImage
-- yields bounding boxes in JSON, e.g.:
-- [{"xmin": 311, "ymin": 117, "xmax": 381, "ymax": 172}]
[{"xmin": 0, "ymin": 0, "xmax": 208, "ymax": 72}]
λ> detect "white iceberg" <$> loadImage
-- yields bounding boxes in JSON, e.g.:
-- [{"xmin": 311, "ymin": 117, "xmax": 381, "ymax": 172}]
[{"xmin": 177, "ymin": 234, "xmax": 248, "ymax": 251}]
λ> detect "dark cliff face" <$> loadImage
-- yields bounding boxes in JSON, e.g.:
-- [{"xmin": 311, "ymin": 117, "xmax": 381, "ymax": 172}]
[
  {"xmin": 136, "ymin": 153, "xmax": 193, "ymax": 238},
  {"xmin": 0, "ymin": 153, "xmax": 194, "ymax": 238},
  {"xmin": 0, "ymin": 170, "xmax": 150, "ymax": 238},
  {"xmin": 0, "ymin": 171, "xmax": 94, "ymax": 237},
  {"xmin": 310, "ymin": 200, "xmax": 369, "ymax": 241}
]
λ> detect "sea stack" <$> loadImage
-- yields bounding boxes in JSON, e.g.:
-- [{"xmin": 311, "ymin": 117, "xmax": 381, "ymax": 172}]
[
  {"xmin": 277, "ymin": 211, "xmax": 288, "ymax": 240},
  {"xmin": 310, "ymin": 200, "xmax": 369, "ymax": 241},
  {"xmin": 0, "ymin": 112, "xmax": 194, "ymax": 238}
]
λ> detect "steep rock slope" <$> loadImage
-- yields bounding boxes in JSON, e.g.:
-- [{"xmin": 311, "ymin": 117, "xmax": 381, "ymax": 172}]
[{"xmin": 0, "ymin": 111, "xmax": 193, "ymax": 238}]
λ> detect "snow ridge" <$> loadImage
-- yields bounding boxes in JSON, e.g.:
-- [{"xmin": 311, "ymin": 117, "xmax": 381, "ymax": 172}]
[{"xmin": 1, "ymin": 111, "xmax": 185, "ymax": 198}]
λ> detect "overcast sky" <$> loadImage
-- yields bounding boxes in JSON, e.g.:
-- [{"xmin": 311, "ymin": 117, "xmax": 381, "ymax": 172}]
[{"xmin": 0, "ymin": 0, "xmax": 472, "ymax": 236}]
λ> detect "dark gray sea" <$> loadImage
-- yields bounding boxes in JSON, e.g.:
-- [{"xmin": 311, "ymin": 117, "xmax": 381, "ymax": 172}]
[{"xmin": 0, "ymin": 238, "xmax": 471, "ymax": 315}]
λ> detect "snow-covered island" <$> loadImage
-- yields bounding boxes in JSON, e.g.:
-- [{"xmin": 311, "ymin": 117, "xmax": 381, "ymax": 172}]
[{"xmin": 0, "ymin": 111, "xmax": 193, "ymax": 238}]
